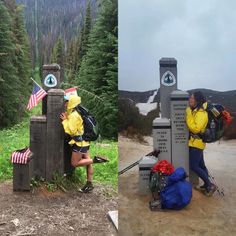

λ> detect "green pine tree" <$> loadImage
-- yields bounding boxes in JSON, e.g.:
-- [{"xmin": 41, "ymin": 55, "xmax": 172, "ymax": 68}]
[
  {"xmin": 51, "ymin": 37, "xmax": 65, "ymax": 81},
  {"xmin": 76, "ymin": 0, "xmax": 92, "ymax": 72},
  {"xmin": 0, "ymin": 0, "xmax": 32, "ymax": 128},
  {"xmin": 0, "ymin": 1, "xmax": 20, "ymax": 127},
  {"xmin": 77, "ymin": 0, "xmax": 118, "ymax": 139},
  {"xmin": 12, "ymin": 4, "xmax": 31, "ymax": 113},
  {"xmin": 65, "ymin": 38, "xmax": 77, "ymax": 84}
]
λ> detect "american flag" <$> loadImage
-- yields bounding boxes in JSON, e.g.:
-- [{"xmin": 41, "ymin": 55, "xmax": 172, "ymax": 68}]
[
  {"xmin": 27, "ymin": 82, "xmax": 47, "ymax": 110},
  {"xmin": 11, "ymin": 148, "xmax": 32, "ymax": 164}
]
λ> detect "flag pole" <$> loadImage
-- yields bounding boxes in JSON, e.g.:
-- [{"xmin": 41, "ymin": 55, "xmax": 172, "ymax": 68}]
[{"xmin": 30, "ymin": 77, "xmax": 43, "ymax": 88}]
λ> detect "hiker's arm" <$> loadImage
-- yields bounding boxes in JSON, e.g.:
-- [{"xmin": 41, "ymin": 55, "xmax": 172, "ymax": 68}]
[
  {"xmin": 62, "ymin": 112, "xmax": 84, "ymax": 136},
  {"xmin": 186, "ymin": 108, "xmax": 208, "ymax": 134}
]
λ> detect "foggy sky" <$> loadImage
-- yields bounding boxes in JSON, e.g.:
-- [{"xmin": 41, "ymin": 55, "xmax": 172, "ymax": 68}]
[{"xmin": 119, "ymin": 0, "xmax": 236, "ymax": 92}]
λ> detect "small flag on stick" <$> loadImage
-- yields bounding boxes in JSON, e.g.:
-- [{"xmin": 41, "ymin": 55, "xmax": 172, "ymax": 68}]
[
  {"xmin": 64, "ymin": 87, "xmax": 78, "ymax": 99},
  {"xmin": 27, "ymin": 79, "xmax": 47, "ymax": 110}
]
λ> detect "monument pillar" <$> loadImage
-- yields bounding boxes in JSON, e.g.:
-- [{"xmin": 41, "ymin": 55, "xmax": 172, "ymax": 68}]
[
  {"xmin": 46, "ymin": 89, "xmax": 65, "ymax": 181},
  {"xmin": 159, "ymin": 58, "xmax": 177, "ymax": 119},
  {"xmin": 170, "ymin": 91, "xmax": 189, "ymax": 176},
  {"xmin": 30, "ymin": 116, "xmax": 47, "ymax": 178}
]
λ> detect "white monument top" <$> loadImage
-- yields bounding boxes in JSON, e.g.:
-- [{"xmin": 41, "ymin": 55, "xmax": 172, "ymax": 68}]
[
  {"xmin": 170, "ymin": 90, "xmax": 189, "ymax": 98},
  {"xmin": 153, "ymin": 117, "xmax": 170, "ymax": 127}
]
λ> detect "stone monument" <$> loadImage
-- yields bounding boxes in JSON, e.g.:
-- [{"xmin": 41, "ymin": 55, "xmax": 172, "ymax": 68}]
[{"xmin": 153, "ymin": 57, "xmax": 199, "ymax": 184}]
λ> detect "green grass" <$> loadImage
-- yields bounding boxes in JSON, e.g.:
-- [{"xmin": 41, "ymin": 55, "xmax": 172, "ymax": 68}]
[
  {"xmin": 74, "ymin": 140, "xmax": 118, "ymax": 186},
  {"xmin": 0, "ymin": 102, "xmax": 42, "ymax": 181}
]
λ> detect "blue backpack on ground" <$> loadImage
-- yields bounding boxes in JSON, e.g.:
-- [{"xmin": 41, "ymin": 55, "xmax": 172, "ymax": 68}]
[{"xmin": 160, "ymin": 167, "xmax": 192, "ymax": 210}]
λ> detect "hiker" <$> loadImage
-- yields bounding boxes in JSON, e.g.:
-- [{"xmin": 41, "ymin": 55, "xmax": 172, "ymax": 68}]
[
  {"xmin": 186, "ymin": 91, "xmax": 217, "ymax": 196},
  {"xmin": 60, "ymin": 95, "xmax": 108, "ymax": 193}
]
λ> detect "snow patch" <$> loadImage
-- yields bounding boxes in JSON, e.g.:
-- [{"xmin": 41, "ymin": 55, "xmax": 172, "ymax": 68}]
[{"xmin": 136, "ymin": 90, "xmax": 158, "ymax": 116}]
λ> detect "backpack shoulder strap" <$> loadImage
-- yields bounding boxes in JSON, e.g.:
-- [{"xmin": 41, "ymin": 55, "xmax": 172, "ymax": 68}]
[{"xmin": 75, "ymin": 105, "xmax": 89, "ymax": 116}]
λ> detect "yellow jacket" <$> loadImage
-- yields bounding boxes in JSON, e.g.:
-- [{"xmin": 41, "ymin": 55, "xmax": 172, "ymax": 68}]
[
  {"xmin": 186, "ymin": 102, "xmax": 208, "ymax": 150},
  {"xmin": 62, "ymin": 96, "xmax": 89, "ymax": 147}
]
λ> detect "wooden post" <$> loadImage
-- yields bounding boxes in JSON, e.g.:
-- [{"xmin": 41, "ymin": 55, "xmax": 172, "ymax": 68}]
[
  {"xmin": 42, "ymin": 64, "xmax": 61, "ymax": 115},
  {"xmin": 64, "ymin": 139, "xmax": 74, "ymax": 177},
  {"xmin": 30, "ymin": 116, "xmax": 47, "ymax": 179},
  {"xmin": 46, "ymin": 89, "xmax": 65, "ymax": 181},
  {"xmin": 13, "ymin": 158, "xmax": 33, "ymax": 191}
]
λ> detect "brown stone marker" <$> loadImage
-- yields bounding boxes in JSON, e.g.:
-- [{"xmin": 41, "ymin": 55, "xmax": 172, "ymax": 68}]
[
  {"xmin": 64, "ymin": 139, "xmax": 74, "ymax": 177},
  {"xmin": 46, "ymin": 89, "xmax": 65, "ymax": 181},
  {"xmin": 13, "ymin": 158, "xmax": 33, "ymax": 191},
  {"xmin": 30, "ymin": 116, "xmax": 47, "ymax": 178}
]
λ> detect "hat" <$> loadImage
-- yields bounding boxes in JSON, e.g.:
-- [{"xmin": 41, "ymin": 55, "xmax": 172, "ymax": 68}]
[{"xmin": 67, "ymin": 95, "xmax": 81, "ymax": 110}]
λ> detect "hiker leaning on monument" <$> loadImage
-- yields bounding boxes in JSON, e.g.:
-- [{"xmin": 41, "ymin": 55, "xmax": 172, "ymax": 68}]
[
  {"xmin": 60, "ymin": 95, "xmax": 108, "ymax": 193},
  {"xmin": 186, "ymin": 91, "xmax": 217, "ymax": 197}
]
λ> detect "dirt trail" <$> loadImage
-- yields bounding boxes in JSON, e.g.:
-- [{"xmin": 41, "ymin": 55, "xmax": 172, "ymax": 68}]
[
  {"xmin": 0, "ymin": 182, "xmax": 117, "ymax": 236},
  {"xmin": 119, "ymin": 135, "xmax": 236, "ymax": 236}
]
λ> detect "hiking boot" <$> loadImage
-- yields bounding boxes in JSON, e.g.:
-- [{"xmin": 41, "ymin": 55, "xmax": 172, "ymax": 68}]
[
  {"xmin": 93, "ymin": 156, "xmax": 109, "ymax": 164},
  {"xmin": 204, "ymin": 184, "xmax": 217, "ymax": 197},
  {"xmin": 194, "ymin": 184, "xmax": 207, "ymax": 192},
  {"xmin": 79, "ymin": 181, "xmax": 94, "ymax": 193}
]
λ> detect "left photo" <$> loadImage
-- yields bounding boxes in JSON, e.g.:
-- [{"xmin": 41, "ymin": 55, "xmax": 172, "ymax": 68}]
[{"xmin": 0, "ymin": 0, "xmax": 118, "ymax": 235}]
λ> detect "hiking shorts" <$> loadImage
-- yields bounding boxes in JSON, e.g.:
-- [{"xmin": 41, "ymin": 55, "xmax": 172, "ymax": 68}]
[{"xmin": 72, "ymin": 145, "xmax": 90, "ymax": 154}]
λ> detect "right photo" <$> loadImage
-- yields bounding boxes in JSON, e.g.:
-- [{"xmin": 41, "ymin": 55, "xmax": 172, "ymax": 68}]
[{"xmin": 118, "ymin": 0, "xmax": 236, "ymax": 235}]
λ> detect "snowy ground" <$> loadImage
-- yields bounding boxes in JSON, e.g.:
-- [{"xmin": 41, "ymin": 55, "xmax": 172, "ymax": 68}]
[
  {"xmin": 119, "ymin": 135, "xmax": 236, "ymax": 236},
  {"xmin": 136, "ymin": 90, "xmax": 158, "ymax": 115}
]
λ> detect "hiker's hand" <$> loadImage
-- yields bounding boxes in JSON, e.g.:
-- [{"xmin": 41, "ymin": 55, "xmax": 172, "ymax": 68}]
[{"xmin": 60, "ymin": 113, "xmax": 67, "ymax": 121}]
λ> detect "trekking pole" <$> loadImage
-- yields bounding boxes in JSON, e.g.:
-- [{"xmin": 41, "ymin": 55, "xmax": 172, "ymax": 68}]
[
  {"xmin": 208, "ymin": 170, "xmax": 225, "ymax": 196},
  {"xmin": 118, "ymin": 159, "xmax": 142, "ymax": 176},
  {"xmin": 118, "ymin": 150, "xmax": 160, "ymax": 176}
]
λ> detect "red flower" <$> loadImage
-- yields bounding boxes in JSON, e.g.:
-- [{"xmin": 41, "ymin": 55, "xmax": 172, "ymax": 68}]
[{"xmin": 152, "ymin": 160, "xmax": 174, "ymax": 175}]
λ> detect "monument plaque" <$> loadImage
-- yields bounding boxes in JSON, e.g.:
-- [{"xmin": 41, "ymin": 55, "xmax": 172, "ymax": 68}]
[
  {"xmin": 153, "ymin": 118, "xmax": 171, "ymax": 163},
  {"xmin": 170, "ymin": 90, "xmax": 189, "ymax": 175}
]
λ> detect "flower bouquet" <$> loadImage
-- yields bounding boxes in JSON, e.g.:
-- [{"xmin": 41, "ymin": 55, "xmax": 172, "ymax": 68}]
[
  {"xmin": 151, "ymin": 160, "xmax": 174, "ymax": 175},
  {"xmin": 151, "ymin": 160, "xmax": 174, "ymax": 193}
]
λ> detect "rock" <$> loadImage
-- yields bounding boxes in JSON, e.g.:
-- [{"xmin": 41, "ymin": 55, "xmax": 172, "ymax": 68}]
[
  {"xmin": 11, "ymin": 218, "xmax": 20, "ymax": 227},
  {"xmin": 69, "ymin": 226, "xmax": 74, "ymax": 231}
]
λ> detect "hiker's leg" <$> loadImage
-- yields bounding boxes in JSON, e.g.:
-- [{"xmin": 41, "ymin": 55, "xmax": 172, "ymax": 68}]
[
  {"xmin": 189, "ymin": 147, "xmax": 211, "ymax": 187},
  {"xmin": 83, "ymin": 152, "xmax": 93, "ymax": 182},
  {"xmin": 71, "ymin": 145, "xmax": 93, "ymax": 167},
  {"xmin": 71, "ymin": 151, "xmax": 83, "ymax": 167},
  {"xmin": 199, "ymin": 151, "xmax": 209, "ymax": 176},
  {"xmin": 76, "ymin": 157, "xmax": 93, "ymax": 167}
]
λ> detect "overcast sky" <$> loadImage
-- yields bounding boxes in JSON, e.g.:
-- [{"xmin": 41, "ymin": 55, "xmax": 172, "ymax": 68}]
[{"xmin": 119, "ymin": 0, "xmax": 236, "ymax": 92}]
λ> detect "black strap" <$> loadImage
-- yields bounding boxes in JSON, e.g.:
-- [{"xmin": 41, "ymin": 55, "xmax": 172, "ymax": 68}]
[{"xmin": 190, "ymin": 132, "xmax": 203, "ymax": 140}]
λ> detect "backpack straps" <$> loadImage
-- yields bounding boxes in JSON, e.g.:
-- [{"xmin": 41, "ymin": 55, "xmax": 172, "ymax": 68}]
[
  {"xmin": 189, "ymin": 132, "xmax": 203, "ymax": 140},
  {"xmin": 70, "ymin": 106, "xmax": 86, "ymax": 142}
]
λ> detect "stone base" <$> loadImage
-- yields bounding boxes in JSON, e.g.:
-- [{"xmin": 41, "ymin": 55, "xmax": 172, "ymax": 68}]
[{"xmin": 13, "ymin": 158, "xmax": 33, "ymax": 191}]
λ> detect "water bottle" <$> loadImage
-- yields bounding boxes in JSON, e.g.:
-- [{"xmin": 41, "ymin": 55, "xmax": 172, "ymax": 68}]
[{"xmin": 210, "ymin": 119, "xmax": 216, "ymax": 140}]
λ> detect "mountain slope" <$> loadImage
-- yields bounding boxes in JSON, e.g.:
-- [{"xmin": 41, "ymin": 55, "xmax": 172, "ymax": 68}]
[
  {"xmin": 16, "ymin": 0, "xmax": 99, "ymax": 65},
  {"xmin": 119, "ymin": 89, "xmax": 236, "ymax": 113}
]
